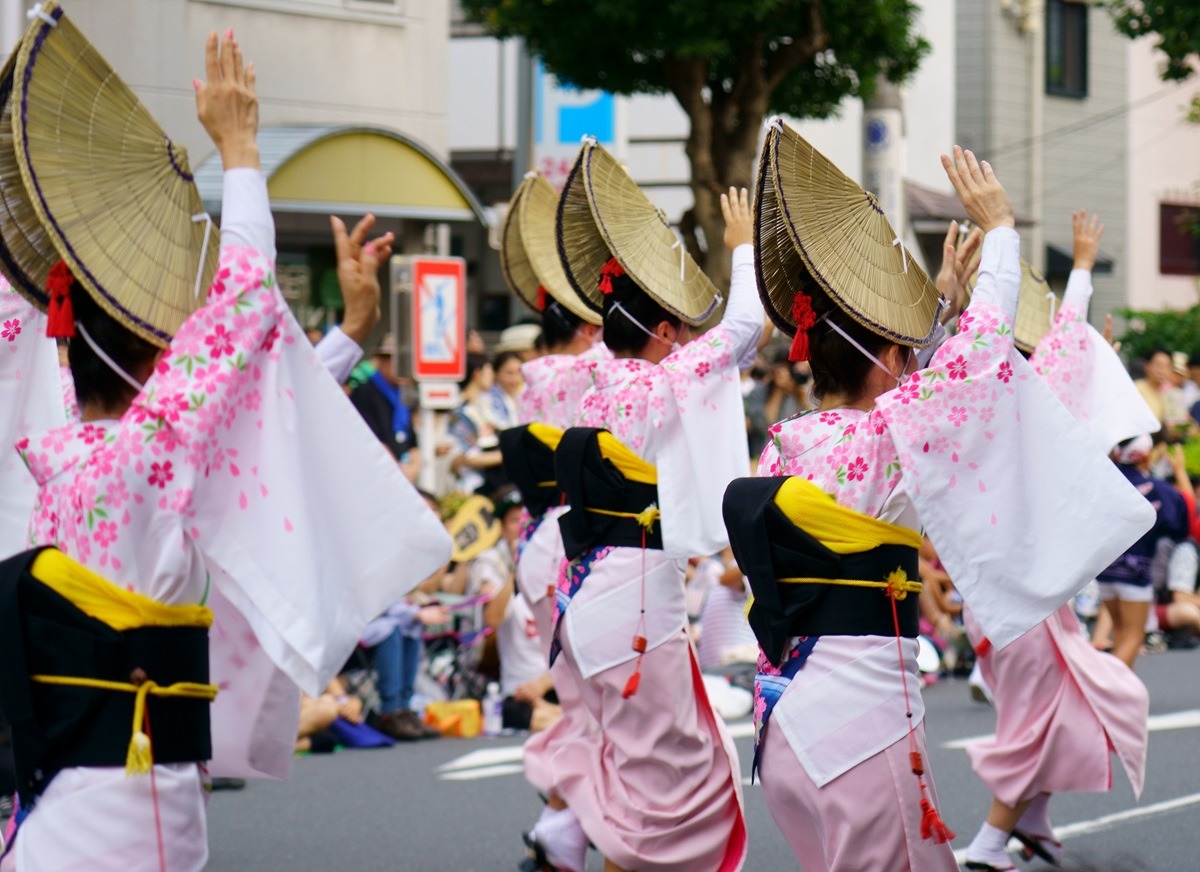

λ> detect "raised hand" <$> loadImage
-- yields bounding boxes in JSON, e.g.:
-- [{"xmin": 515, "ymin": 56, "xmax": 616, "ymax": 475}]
[
  {"xmin": 940, "ymin": 146, "xmax": 1014, "ymax": 235},
  {"xmin": 1072, "ymin": 209, "xmax": 1104, "ymax": 272},
  {"xmin": 194, "ymin": 30, "xmax": 259, "ymax": 170},
  {"xmin": 332, "ymin": 213, "xmax": 394, "ymax": 347},
  {"xmin": 721, "ymin": 187, "xmax": 754, "ymax": 251},
  {"xmin": 934, "ymin": 220, "xmax": 983, "ymax": 315}
]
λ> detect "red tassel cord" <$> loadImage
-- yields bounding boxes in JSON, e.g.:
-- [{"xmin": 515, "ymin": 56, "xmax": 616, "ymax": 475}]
[
  {"xmin": 974, "ymin": 637, "xmax": 992, "ymax": 658},
  {"xmin": 598, "ymin": 257, "xmax": 626, "ymax": 296},
  {"xmin": 886, "ymin": 570, "xmax": 955, "ymax": 845},
  {"xmin": 45, "ymin": 260, "xmax": 77, "ymax": 339},
  {"xmin": 536, "ymin": 285, "xmax": 549, "ymax": 311},
  {"xmin": 788, "ymin": 291, "xmax": 817, "ymax": 362},
  {"xmin": 622, "ymin": 527, "xmax": 649, "ymax": 699}
]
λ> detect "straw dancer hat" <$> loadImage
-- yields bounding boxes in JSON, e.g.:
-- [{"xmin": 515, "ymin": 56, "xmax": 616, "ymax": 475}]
[
  {"xmin": 2, "ymin": 0, "xmax": 218, "ymax": 348},
  {"xmin": 0, "ymin": 50, "xmax": 59, "ymax": 308},
  {"xmin": 966, "ymin": 259, "xmax": 1058, "ymax": 354},
  {"xmin": 755, "ymin": 119, "xmax": 942, "ymax": 347},
  {"xmin": 556, "ymin": 139, "xmax": 720, "ymax": 326},
  {"xmin": 501, "ymin": 171, "xmax": 600, "ymax": 325}
]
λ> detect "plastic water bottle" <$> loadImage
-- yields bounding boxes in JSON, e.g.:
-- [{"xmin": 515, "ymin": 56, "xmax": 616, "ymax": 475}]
[{"xmin": 482, "ymin": 682, "xmax": 503, "ymax": 737}]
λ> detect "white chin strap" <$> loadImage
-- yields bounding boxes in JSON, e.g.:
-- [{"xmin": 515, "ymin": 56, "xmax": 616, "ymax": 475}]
[
  {"xmin": 820, "ymin": 314, "xmax": 907, "ymax": 387},
  {"xmin": 610, "ymin": 300, "xmax": 680, "ymax": 353},
  {"xmin": 75, "ymin": 322, "xmax": 146, "ymax": 394}
]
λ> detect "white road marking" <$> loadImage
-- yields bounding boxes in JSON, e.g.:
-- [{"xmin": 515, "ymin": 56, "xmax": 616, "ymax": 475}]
[
  {"xmin": 436, "ymin": 721, "xmax": 756, "ymax": 781},
  {"xmin": 437, "ymin": 745, "xmax": 525, "ymax": 773},
  {"xmin": 952, "ymin": 791, "xmax": 1200, "ymax": 862},
  {"xmin": 440, "ymin": 763, "xmax": 526, "ymax": 781},
  {"xmin": 943, "ymin": 708, "xmax": 1200, "ymax": 750}
]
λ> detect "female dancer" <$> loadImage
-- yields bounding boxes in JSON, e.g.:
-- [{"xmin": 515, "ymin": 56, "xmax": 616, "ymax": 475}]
[
  {"xmin": 0, "ymin": 25, "xmax": 448, "ymax": 870},
  {"xmin": 726, "ymin": 125, "xmax": 1153, "ymax": 871},
  {"xmin": 494, "ymin": 170, "xmax": 607, "ymax": 867},
  {"xmin": 960, "ymin": 210, "xmax": 1155, "ymax": 870},
  {"xmin": 537, "ymin": 140, "xmax": 766, "ymax": 872}
]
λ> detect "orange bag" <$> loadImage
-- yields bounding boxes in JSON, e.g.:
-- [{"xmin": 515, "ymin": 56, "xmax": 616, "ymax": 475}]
[{"xmin": 422, "ymin": 700, "xmax": 482, "ymax": 738}]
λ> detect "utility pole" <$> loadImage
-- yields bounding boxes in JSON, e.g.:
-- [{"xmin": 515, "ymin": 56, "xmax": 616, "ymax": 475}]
[
  {"xmin": 862, "ymin": 76, "xmax": 908, "ymax": 237},
  {"xmin": 512, "ymin": 38, "xmax": 534, "ymax": 191}
]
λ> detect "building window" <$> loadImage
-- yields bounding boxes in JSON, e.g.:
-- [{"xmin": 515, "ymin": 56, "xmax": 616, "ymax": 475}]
[
  {"xmin": 1046, "ymin": 0, "xmax": 1088, "ymax": 98},
  {"xmin": 1160, "ymin": 203, "xmax": 1200, "ymax": 276}
]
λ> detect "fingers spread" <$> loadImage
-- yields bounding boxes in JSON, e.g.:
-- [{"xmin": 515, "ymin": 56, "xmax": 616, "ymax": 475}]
[
  {"xmin": 941, "ymin": 152, "xmax": 964, "ymax": 195},
  {"xmin": 245, "ymin": 62, "xmax": 256, "ymax": 95},
  {"xmin": 205, "ymin": 32, "xmax": 220, "ymax": 83},
  {"xmin": 219, "ymin": 29, "xmax": 236, "ymax": 82},
  {"xmin": 719, "ymin": 193, "xmax": 731, "ymax": 223},
  {"xmin": 231, "ymin": 39, "xmax": 244, "ymax": 85},
  {"xmin": 331, "ymin": 215, "xmax": 350, "ymax": 262},
  {"xmin": 349, "ymin": 213, "xmax": 376, "ymax": 249},
  {"xmin": 942, "ymin": 220, "xmax": 958, "ymax": 251}
]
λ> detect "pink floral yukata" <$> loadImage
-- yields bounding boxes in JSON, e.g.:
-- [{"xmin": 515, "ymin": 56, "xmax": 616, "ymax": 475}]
[
  {"xmin": 514, "ymin": 342, "xmax": 610, "ymax": 796},
  {"xmin": 546, "ymin": 244, "xmax": 760, "ymax": 872},
  {"xmin": 4, "ymin": 169, "xmax": 451, "ymax": 872},
  {"xmin": 753, "ymin": 229, "xmax": 1154, "ymax": 871},
  {"xmin": 963, "ymin": 267, "xmax": 1154, "ymax": 809}
]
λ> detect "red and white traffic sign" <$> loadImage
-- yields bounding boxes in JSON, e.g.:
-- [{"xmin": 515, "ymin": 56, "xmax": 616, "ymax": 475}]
[{"xmin": 410, "ymin": 256, "xmax": 466, "ymax": 382}]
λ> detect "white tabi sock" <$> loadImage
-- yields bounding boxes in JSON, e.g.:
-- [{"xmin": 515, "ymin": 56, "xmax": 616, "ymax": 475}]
[
  {"xmin": 1015, "ymin": 792, "xmax": 1051, "ymax": 836},
  {"xmin": 532, "ymin": 807, "xmax": 587, "ymax": 872},
  {"xmin": 964, "ymin": 822, "xmax": 1015, "ymax": 869}
]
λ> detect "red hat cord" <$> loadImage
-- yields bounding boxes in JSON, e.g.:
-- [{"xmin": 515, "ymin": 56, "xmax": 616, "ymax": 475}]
[
  {"xmin": 45, "ymin": 260, "xmax": 77, "ymax": 339},
  {"xmin": 787, "ymin": 290, "xmax": 817, "ymax": 362},
  {"xmin": 535, "ymin": 285, "xmax": 549, "ymax": 311},
  {"xmin": 598, "ymin": 257, "xmax": 626, "ymax": 296}
]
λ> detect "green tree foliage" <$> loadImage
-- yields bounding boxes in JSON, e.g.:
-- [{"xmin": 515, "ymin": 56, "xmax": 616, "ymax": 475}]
[
  {"xmin": 1118, "ymin": 306, "xmax": 1200, "ymax": 363},
  {"xmin": 1106, "ymin": 4, "xmax": 1200, "ymax": 82},
  {"xmin": 461, "ymin": 0, "xmax": 928, "ymax": 283}
]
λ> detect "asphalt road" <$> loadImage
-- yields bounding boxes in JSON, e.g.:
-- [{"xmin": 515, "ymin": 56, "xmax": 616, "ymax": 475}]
[{"xmin": 207, "ymin": 650, "xmax": 1199, "ymax": 871}]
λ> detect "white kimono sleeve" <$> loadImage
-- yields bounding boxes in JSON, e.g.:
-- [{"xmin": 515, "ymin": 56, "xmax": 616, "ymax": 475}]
[
  {"xmin": 0, "ymin": 280, "xmax": 65, "ymax": 559},
  {"xmin": 877, "ymin": 229, "xmax": 1155, "ymax": 649},
  {"xmin": 1030, "ymin": 269, "xmax": 1160, "ymax": 451}
]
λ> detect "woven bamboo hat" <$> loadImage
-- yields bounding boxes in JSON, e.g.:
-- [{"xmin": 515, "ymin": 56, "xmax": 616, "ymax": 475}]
[
  {"xmin": 7, "ymin": 0, "xmax": 218, "ymax": 348},
  {"xmin": 0, "ymin": 35, "xmax": 59, "ymax": 306},
  {"xmin": 501, "ymin": 171, "xmax": 600, "ymax": 325},
  {"xmin": 557, "ymin": 139, "xmax": 720, "ymax": 327},
  {"xmin": 755, "ymin": 119, "xmax": 942, "ymax": 347},
  {"xmin": 966, "ymin": 259, "xmax": 1057, "ymax": 353}
]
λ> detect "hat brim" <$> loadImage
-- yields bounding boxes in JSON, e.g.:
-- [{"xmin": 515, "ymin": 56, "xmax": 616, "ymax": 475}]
[
  {"xmin": 12, "ymin": 1, "xmax": 219, "ymax": 348},
  {"xmin": 558, "ymin": 140, "xmax": 720, "ymax": 327},
  {"xmin": 0, "ymin": 36, "xmax": 59, "ymax": 309},
  {"xmin": 966, "ymin": 259, "xmax": 1056, "ymax": 354},
  {"xmin": 502, "ymin": 172, "xmax": 602, "ymax": 326},
  {"xmin": 756, "ymin": 121, "xmax": 942, "ymax": 348}
]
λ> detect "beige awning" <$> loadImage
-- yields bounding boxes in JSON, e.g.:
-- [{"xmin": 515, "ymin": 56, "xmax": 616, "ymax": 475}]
[{"xmin": 195, "ymin": 125, "xmax": 486, "ymax": 223}]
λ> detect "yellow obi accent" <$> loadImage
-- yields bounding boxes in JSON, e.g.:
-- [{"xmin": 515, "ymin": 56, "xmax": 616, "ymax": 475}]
[
  {"xmin": 528, "ymin": 422, "xmax": 565, "ymax": 451},
  {"xmin": 745, "ymin": 478, "xmax": 922, "ymax": 613},
  {"xmin": 587, "ymin": 505, "xmax": 662, "ymax": 532},
  {"xmin": 27, "ymin": 548, "xmax": 217, "ymax": 775},
  {"xmin": 777, "ymin": 568, "xmax": 922, "ymax": 600},
  {"xmin": 772, "ymin": 477, "xmax": 921, "ymax": 553},
  {"xmin": 596, "ymin": 431, "xmax": 658, "ymax": 485},
  {"xmin": 30, "ymin": 548, "xmax": 213, "ymax": 632}
]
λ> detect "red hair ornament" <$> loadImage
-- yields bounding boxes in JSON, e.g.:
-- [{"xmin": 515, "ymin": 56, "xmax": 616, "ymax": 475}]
[
  {"xmin": 536, "ymin": 285, "xmax": 549, "ymax": 311},
  {"xmin": 598, "ymin": 257, "xmax": 625, "ymax": 296},
  {"xmin": 45, "ymin": 260, "xmax": 77, "ymax": 339},
  {"xmin": 788, "ymin": 291, "xmax": 817, "ymax": 362}
]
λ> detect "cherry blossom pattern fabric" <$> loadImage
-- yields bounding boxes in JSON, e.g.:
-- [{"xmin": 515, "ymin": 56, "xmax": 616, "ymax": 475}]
[
  {"xmin": 518, "ymin": 340, "xmax": 611, "ymax": 428},
  {"xmin": 0, "ymin": 278, "xmax": 65, "ymax": 559},
  {"xmin": 1029, "ymin": 268, "xmax": 1160, "ymax": 452}
]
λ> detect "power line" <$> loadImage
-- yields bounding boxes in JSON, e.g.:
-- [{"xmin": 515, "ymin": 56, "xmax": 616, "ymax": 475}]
[{"xmin": 987, "ymin": 80, "xmax": 1192, "ymax": 159}]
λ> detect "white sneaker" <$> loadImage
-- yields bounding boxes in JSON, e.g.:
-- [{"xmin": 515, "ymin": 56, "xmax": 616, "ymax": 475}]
[{"xmin": 531, "ymin": 807, "xmax": 588, "ymax": 872}]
